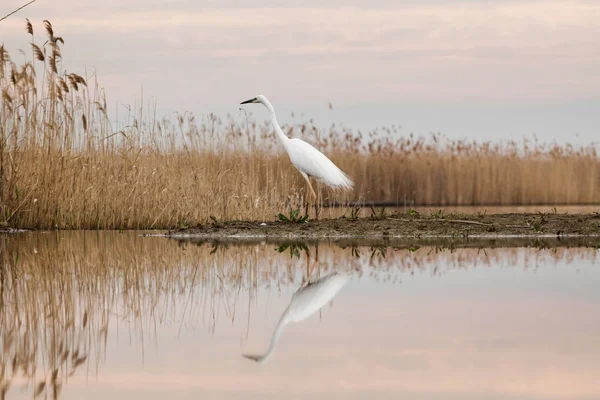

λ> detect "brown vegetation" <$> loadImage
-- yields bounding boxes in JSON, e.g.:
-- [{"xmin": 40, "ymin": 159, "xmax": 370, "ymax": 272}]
[{"xmin": 1, "ymin": 21, "xmax": 599, "ymax": 229}]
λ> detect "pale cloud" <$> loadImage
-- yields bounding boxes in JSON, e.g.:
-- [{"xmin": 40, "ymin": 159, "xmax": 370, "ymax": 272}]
[{"xmin": 1, "ymin": 1, "xmax": 599, "ymax": 142}]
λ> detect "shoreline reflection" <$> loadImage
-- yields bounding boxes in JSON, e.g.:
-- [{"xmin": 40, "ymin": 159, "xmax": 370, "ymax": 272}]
[{"xmin": 0, "ymin": 231, "xmax": 598, "ymax": 399}]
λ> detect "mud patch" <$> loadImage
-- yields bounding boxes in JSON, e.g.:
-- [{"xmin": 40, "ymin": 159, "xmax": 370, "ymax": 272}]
[{"xmin": 165, "ymin": 212, "xmax": 600, "ymax": 240}]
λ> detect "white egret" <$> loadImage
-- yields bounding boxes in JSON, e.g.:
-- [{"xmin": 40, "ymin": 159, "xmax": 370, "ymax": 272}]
[
  {"xmin": 240, "ymin": 95, "xmax": 353, "ymax": 216},
  {"xmin": 242, "ymin": 271, "xmax": 350, "ymax": 364}
]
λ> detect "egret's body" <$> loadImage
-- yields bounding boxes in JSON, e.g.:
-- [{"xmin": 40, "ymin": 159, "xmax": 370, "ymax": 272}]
[
  {"xmin": 240, "ymin": 95, "xmax": 353, "ymax": 214},
  {"xmin": 243, "ymin": 272, "xmax": 349, "ymax": 364}
]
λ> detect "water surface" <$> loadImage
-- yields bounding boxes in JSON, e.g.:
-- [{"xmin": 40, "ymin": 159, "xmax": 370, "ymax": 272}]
[{"xmin": 0, "ymin": 232, "xmax": 599, "ymax": 399}]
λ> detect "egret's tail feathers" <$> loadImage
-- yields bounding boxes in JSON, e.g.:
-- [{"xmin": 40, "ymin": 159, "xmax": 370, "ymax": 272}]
[
  {"xmin": 338, "ymin": 169, "xmax": 354, "ymax": 190},
  {"xmin": 325, "ymin": 167, "xmax": 354, "ymax": 191}
]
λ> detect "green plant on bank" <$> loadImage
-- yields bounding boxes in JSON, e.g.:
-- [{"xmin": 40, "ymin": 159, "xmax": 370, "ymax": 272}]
[
  {"xmin": 209, "ymin": 215, "xmax": 222, "ymax": 227},
  {"xmin": 278, "ymin": 208, "xmax": 308, "ymax": 223},
  {"xmin": 430, "ymin": 209, "xmax": 445, "ymax": 218},
  {"xmin": 350, "ymin": 207, "xmax": 361, "ymax": 220},
  {"xmin": 370, "ymin": 206, "xmax": 387, "ymax": 220},
  {"xmin": 531, "ymin": 218, "xmax": 545, "ymax": 233},
  {"xmin": 177, "ymin": 217, "xmax": 190, "ymax": 229}
]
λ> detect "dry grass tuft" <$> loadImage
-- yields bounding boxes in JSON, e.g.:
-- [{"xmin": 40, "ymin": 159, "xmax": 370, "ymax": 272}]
[{"xmin": 0, "ymin": 21, "xmax": 599, "ymax": 229}]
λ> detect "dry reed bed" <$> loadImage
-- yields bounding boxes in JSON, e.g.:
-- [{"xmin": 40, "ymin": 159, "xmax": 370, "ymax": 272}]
[
  {"xmin": 1, "ymin": 21, "xmax": 599, "ymax": 229},
  {"xmin": 1, "ymin": 231, "xmax": 598, "ymax": 397}
]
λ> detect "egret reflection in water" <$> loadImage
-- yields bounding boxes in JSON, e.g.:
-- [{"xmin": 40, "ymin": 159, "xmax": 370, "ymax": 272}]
[{"xmin": 242, "ymin": 271, "xmax": 350, "ymax": 364}]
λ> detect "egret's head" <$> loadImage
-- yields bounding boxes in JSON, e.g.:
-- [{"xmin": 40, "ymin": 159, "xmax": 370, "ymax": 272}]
[{"xmin": 240, "ymin": 95, "xmax": 267, "ymax": 105}]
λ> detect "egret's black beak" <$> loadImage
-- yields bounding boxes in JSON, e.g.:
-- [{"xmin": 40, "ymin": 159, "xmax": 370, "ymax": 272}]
[{"xmin": 240, "ymin": 98, "xmax": 256, "ymax": 105}]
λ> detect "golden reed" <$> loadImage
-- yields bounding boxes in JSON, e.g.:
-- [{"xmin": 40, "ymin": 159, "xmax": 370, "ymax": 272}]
[{"xmin": 1, "ymin": 21, "xmax": 599, "ymax": 229}]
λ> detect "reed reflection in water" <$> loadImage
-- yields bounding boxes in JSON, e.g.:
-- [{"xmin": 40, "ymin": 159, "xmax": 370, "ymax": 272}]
[{"xmin": 0, "ymin": 232, "xmax": 598, "ymax": 399}]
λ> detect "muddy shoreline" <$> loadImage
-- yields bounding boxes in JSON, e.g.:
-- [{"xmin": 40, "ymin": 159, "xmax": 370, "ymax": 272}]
[
  {"xmin": 164, "ymin": 212, "xmax": 600, "ymax": 241},
  {"xmin": 3, "ymin": 212, "xmax": 599, "ymax": 243}
]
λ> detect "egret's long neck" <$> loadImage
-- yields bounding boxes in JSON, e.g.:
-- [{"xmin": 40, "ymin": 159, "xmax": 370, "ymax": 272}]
[
  {"xmin": 261, "ymin": 100, "xmax": 289, "ymax": 149},
  {"xmin": 252, "ymin": 309, "xmax": 290, "ymax": 364}
]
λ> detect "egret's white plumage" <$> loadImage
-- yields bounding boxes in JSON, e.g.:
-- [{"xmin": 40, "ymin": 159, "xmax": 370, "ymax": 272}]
[
  {"xmin": 287, "ymin": 138, "xmax": 353, "ymax": 190},
  {"xmin": 242, "ymin": 272, "xmax": 349, "ymax": 364},
  {"xmin": 240, "ymin": 95, "xmax": 354, "ymax": 200}
]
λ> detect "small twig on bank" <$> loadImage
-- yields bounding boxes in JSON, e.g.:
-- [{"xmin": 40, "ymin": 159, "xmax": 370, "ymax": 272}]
[
  {"xmin": 388, "ymin": 217, "xmax": 531, "ymax": 229},
  {"xmin": 388, "ymin": 217, "xmax": 493, "ymax": 226},
  {"xmin": 387, "ymin": 217, "xmax": 411, "ymax": 222},
  {"xmin": 436, "ymin": 219, "xmax": 492, "ymax": 226}
]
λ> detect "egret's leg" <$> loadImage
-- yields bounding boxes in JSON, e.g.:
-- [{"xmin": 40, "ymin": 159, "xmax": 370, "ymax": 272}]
[
  {"xmin": 314, "ymin": 182, "xmax": 320, "ymax": 220},
  {"xmin": 299, "ymin": 172, "xmax": 309, "ymax": 216},
  {"xmin": 311, "ymin": 184, "xmax": 319, "ymax": 221},
  {"xmin": 300, "ymin": 172, "xmax": 317, "ymax": 217},
  {"xmin": 305, "ymin": 244, "xmax": 319, "ymax": 285},
  {"xmin": 303, "ymin": 254, "xmax": 310, "ymax": 286},
  {"xmin": 307, "ymin": 180, "xmax": 317, "ymax": 202},
  {"xmin": 312, "ymin": 244, "xmax": 319, "ymax": 278},
  {"xmin": 307, "ymin": 180, "xmax": 318, "ymax": 220},
  {"xmin": 304, "ymin": 196, "xmax": 309, "ymax": 218}
]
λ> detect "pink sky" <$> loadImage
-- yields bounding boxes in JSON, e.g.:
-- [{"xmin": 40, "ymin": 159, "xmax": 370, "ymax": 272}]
[{"xmin": 1, "ymin": 0, "xmax": 599, "ymax": 143}]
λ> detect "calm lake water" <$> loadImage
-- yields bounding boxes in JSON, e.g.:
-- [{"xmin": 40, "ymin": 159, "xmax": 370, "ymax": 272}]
[{"xmin": 1, "ymin": 232, "xmax": 599, "ymax": 400}]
